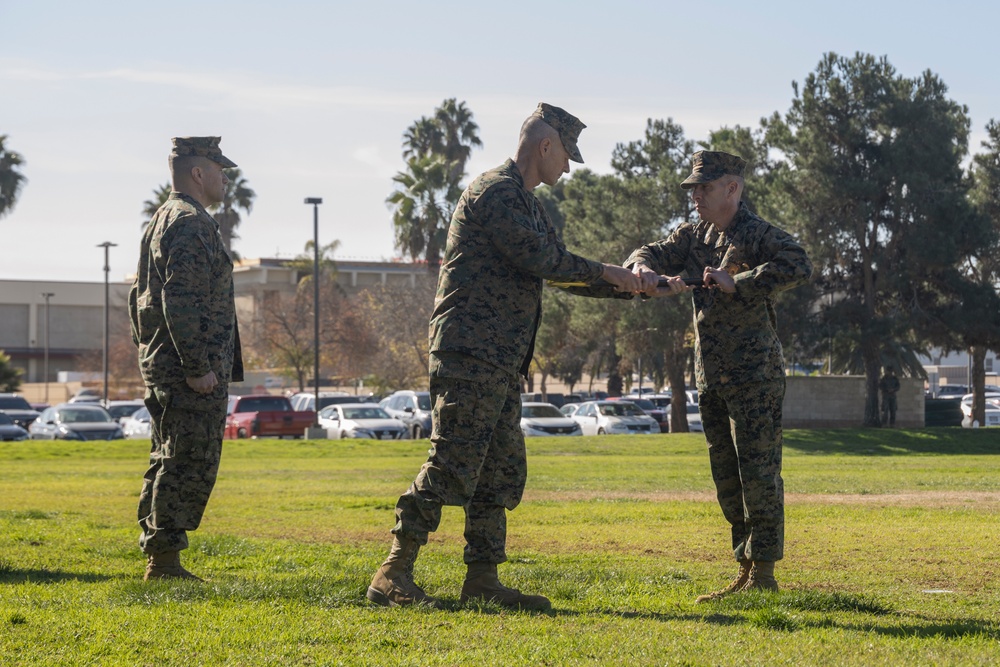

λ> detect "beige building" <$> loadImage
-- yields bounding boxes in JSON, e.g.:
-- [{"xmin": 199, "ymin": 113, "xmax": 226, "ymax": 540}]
[
  {"xmin": 0, "ymin": 279, "xmax": 131, "ymax": 383},
  {"xmin": 232, "ymin": 257, "xmax": 430, "ymax": 324},
  {"xmin": 0, "ymin": 258, "xmax": 431, "ymax": 384}
]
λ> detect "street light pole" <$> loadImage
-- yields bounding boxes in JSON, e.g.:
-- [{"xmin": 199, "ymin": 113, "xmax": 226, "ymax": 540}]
[
  {"xmin": 42, "ymin": 292, "xmax": 54, "ymax": 404},
  {"xmin": 97, "ymin": 242, "xmax": 117, "ymax": 405},
  {"xmin": 304, "ymin": 198, "xmax": 323, "ymax": 428},
  {"xmin": 620, "ymin": 327, "xmax": 658, "ymax": 396}
]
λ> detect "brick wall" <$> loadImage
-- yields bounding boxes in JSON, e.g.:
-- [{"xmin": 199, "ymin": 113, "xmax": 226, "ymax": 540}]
[{"xmin": 782, "ymin": 375, "xmax": 925, "ymax": 428}]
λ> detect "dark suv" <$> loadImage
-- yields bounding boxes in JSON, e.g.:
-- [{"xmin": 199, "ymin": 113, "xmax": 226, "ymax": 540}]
[
  {"xmin": 0, "ymin": 394, "xmax": 41, "ymax": 429},
  {"xmin": 380, "ymin": 390, "xmax": 433, "ymax": 439}
]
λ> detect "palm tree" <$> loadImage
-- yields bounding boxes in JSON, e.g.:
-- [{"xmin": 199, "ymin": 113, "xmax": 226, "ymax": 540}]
[
  {"xmin": 142, "ymin": 183, "xmax": 172, "ymax": 222},
  {"xmin": 434, "ymin": 98, "xmax": 482, "ymax": 197},
  {"xmin": 402, "ymin": 117, "xmax": 442, "ymax": 161},
  {"xmin": 390, "ymin": 99, "xmax": 481, "ymax": 268},
  {"xmin": 387, "ymin": 155, "xmax": 452, "ymax": 269},
  {"xmin": 0, "ymin": 135, "xmax": 27, "ymax": 220},
  {"xmin": 211, "ymin": 168, "xmax": 255, "ymax": 259},
  {"xmin": 401, "ymin": 99, "xmax": 482, "ymax": 203},
  {"xmin": 285, "ymin": 239, "xmax": 341, "ymax": 284}
]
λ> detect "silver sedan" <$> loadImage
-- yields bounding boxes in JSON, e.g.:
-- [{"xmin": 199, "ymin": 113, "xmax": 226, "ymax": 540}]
[
  {"xmin": 29, "ymin": 403, "xmax": 124, "ymax": 441},
  {"xmin": 317, "ymin": 403, "xmax": 407, "ymax": 440}
]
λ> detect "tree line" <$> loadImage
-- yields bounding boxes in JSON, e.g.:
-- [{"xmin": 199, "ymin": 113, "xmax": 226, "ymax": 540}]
[
  {"xmin": 3, "ymin": 52, "xmax": 997, "ymax": 429},
  {"xmin": 387, "ymin": 53, "xmax": 1000, "ymax": 428}
]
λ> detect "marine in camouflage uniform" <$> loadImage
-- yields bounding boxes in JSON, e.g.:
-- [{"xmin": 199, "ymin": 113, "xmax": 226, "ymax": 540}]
[
  {"xmin": 368, "ymin": 103, "xmax": 642, "ymax": 610},
  {"xmin": 627, "ymin": 150, "xmax": 812, "ymax": 601},
  {"xmin": 128, "ymin": 136, "xmax": 243, "ymax": 581},
  {"xmin": 879, "ymin": 367, "xmax": 900, "ymax": 427}
]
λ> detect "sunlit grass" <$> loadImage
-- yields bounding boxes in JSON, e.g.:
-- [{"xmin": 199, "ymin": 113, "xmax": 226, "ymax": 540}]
[{"xmin": 1, "ymin": 429, "xmax": 998, "ymax": 666}]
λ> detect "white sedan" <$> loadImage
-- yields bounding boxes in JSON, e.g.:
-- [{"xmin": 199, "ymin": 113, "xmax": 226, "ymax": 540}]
[
  {"xmin": 960, "ymin": 393, "xmax": 1000, "ymax": 428},
  {"xmin": 317, "ymin": 403, "xmax": 407, "ymax": 440},
  {"xmin": 121, "ymin": 406, "xmax": 152, "ymax": 439},
  {"xmin": 570, "ymin": 400, "xmax": 661, "ymax": 435},
  {"xmin": 667, "ymin": 402, "xmax": 705, "ymax": 433},
  {"xmin": 520, "ymin": 402, "xmax": 582, "ymax": 437}
]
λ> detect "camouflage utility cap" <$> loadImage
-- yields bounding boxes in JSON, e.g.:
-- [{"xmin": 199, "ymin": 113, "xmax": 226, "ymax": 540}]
[
  {"xmin": 531, "ymin": 102, "xmax": 586, "ymax": 163},
  {"xmin": 680, "ymin": 150, "xmax": 746, "ymax": 189},
  {"xmin": 171, "ymin": 136, "xmax": 237, "ymax": 168}
]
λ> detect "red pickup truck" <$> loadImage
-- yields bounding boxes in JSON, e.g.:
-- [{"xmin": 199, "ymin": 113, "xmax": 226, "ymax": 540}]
[{"xmin": 224, "ymin": 395, "xmax": 316, "ymax": 439}]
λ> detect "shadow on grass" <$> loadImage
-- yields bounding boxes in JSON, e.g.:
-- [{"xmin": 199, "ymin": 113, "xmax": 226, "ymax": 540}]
[
  {"xmin": 108, "ymin": 578, "xmax": 1000, "ymax": 640},
  {"xmin": 717, "ymin": 589, "xmax": 893, "ymax": 615},
  {"xmin": 834, "ymin": 619, "xmax": 1000, "ymax": 640},
  {"xmin": 113, "ymin": 575, "xmax": 374, "ymax": 607},
  {"xmin": 0, "ymin": 567, "xmax": 115, "ymax": 585},
  {"xmin": 784, "ymin": 429, "xmax": 1000, "ymax": 456}
]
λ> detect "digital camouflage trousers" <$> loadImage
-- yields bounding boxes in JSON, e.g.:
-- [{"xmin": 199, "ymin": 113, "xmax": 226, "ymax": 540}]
[
  {"xmin": 392, "ymin": 353, "xmax": 526, "ymax": 564},
  {"xmin": 137, "ymin": 384, "xmax": 227, "ymax": 555},
  {"xmin": 700, "ymin": 377, "xmax": 785, "ymax": 562}
]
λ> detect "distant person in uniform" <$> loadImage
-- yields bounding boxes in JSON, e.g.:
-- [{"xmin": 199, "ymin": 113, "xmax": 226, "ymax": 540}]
[
  {"xmin": 129, "ymin": 136, "xmax": 243, "ymax": 581},
  {"xmin": 367, "ymin": 103, "xmax": 642, "ymax": 610},
  {"xmin": 627, "ymin": 150, "xmax": 812, "ymax": 602},
  {"xmin": 879, "ymin": 367, "xmax": 900, "ymax": 427}
]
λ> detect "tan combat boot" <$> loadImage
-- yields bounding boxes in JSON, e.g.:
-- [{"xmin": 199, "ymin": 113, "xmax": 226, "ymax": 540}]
[
  {"xmin": 695, "ymin": 559, "xmax": 751, "ymax": 603},
  {"xmin": 743, "ymin": 560, "xmax": 779, "ymax": 592},
  {"xmin": 460, "ymin": 562, "xmax": 551, "ymax": 611},
  {"xmin": 144, "ymin": 551, "xmax": 203, "ymax": 581},
  {"xmin": 367, "ymin": 536, "xmax": 442, "ymax": 608}
]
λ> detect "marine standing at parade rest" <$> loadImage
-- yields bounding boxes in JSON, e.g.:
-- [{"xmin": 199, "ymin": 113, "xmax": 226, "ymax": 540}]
[
  {"xmin": 879, "ymin": 367, "xmax": 900, "ymax": 427},
  {"xmin": 368, "ymin": 103, "xmax": 643, "ymax": 610},
  {"xmin": 128, "ymin": 136, "xmax": 243, "ymax": 581},
  {"xmin": 628, "ymin": 150, "xmax": 812, "ymax": 601}
]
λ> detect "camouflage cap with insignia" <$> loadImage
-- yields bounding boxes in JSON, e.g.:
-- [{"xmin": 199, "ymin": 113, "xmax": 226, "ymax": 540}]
[
  {"xmin": 531, "ymin": 102, "xmax": 587, "ymax": 163},
  {"xmin": 170, "ymin": 136, "xmax": 237, "ymax": 168},
  {"xmin": 680, "ymin": 150, "xmax": 746, "ymax": 189}
]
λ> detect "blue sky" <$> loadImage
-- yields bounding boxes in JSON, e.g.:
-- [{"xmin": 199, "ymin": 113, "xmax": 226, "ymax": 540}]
[{"xmin": 3, "ymin": 0, "xmax": 999, "ymax": 283}]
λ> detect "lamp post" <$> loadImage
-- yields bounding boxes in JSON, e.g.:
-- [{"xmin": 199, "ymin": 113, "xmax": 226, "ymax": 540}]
[
  {"xmin": 621, "ymin": 327, "xmax": 658, "ymax": 396},
  {"xmin": 41, "ymin": 292, "xmax": 54, "ymax": 403},
  {"xmin": 304, "ymin": 198, "xmax": 323, "ymax": 430},
  {"xmin": 97, "ymin": 242, "xmax": 117, "ymax": 405}
]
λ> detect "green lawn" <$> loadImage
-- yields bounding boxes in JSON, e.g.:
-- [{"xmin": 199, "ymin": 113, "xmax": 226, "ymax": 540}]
[{"xmin": 1, "ymin": 429, "xmax": 998, "ymax": 666}]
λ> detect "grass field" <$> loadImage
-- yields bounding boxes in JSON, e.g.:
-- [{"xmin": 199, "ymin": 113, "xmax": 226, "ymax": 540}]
[{"xmin": 1, "ymin": 429, "xmax": 999, "ymax": 666}]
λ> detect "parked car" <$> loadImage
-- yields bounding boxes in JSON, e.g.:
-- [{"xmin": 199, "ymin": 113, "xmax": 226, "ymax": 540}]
[
  {"xmin": 0, "ymin": 393, "xmax": 41, "ymax": 429},
  {"xmin": 521, "ymin": 392, "xmax": 569, "ymax": 408},
  {"xmin": 925, "ymin": 396, "xmax": 963, "ymax": 427},
  {"xmin": 69, "ymin": 388, "xmax": 102, "ymax": 403},
  {"xmin": 618, "ymin": 396, "xmax": 667, "ymax": 432},
  {"xmin": 290, "ymin": 392, "xmax": 374, "ymax": 412},
  {"xmin": 570, "ymin": 400, "xmax": 661, "ymax": 435},
  {"xmin": 29, "ymin": 403, "xmax": 124, "ymax": 440},
  {"xmin": 644, "ymin": 394, "xmax": 673, "ymax": 409},
  {"xmin": 290, "ymin": 391, "xmax": 346, "ymax": 411},
  {"xmin": 105, "ymin": 399, "xmax": 146, "ymax": 423},
  {"xmin": 960, "ymin": 393, "xmax": 1000, "ymax": 428},
  {"xmin": 667, "ymin": 403, "xmax": 704, "ymax": 433},
  {"xmin": 380, "ymin": 390, "xmax": 433, "ymax": 439},
  {"xmin": 317, "ymin": 403, "xmax": 407, "ymax": 440},
  {"xmin": 560, "ymin": 403, "xmax": 582, "ymax": 418},
  {"xmin": 121, "ymin": 406, "xmax": 152, "ymax": 439},
  {"xmin": 520, "ymin": 402, "xmax": 582, "ymax": 437},
  {"xmin": 929, "ymin": 384, "xmax": 969, "ymax": 398},
  {"xmin": 0, "ymin": 412, "xmax": 30, "ymax": 441},
  {"xmin": 225, "ymin": 395, "xmax": 316, "ymax": 439}
]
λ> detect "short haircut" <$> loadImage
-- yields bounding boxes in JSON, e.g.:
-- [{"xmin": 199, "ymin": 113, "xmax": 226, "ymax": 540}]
[
  {"xmin": 169, "ymin": 154, "xmax": 211, "ymax": 177},
  {"xmin": 722, "ymin": 174, "xmax": 745, "ymax": 190},
  {"xmin": 518, "ymin": 115, "xmax": 558, "ymax": 147}
]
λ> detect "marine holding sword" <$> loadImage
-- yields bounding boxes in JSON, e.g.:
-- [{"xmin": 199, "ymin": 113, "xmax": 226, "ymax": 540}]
[
  {"xmin": 367, "ymin": 103, "xmax": 642, "ymax": 611},
  {"xmin": 626, "ymin": 150, "xmax": 812, "ymax": 602}
]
